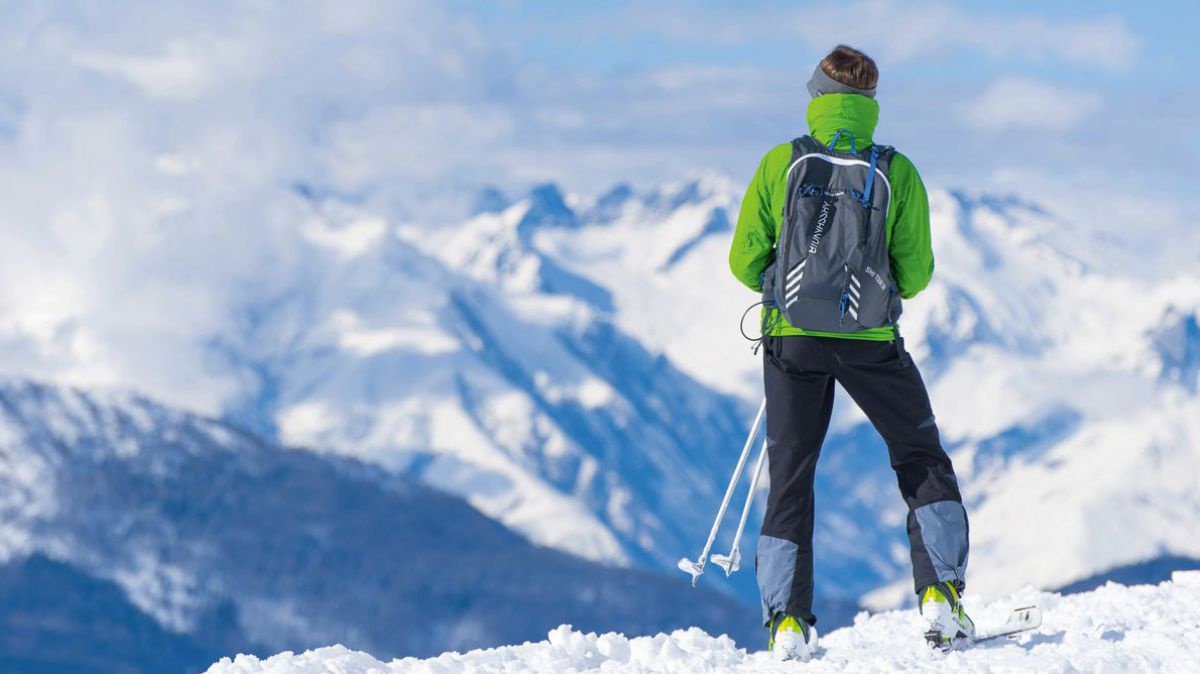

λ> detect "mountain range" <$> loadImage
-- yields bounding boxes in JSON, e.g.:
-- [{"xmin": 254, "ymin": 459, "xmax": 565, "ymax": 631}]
[
  {"xmin": 224, "ymin": 175, "xmax": 1200, "ymax": 609},
  {"xmin": 0, "ymin": 379, "xmax": 760, "ymax": 673},
  {"xmin": 2, "ymin": 172, "xmax": 1198, "ymax": 672}
]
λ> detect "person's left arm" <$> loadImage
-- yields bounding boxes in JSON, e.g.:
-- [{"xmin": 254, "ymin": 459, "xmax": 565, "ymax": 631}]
[{"xmin": 729, "ymin": 144, "xmax": 788, "ymax": 291}]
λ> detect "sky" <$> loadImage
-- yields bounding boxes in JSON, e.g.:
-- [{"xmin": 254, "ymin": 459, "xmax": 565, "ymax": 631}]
[
  {"xmin": 0, "ymin": 0, "xmax": 1197, "ymax": 412},
  {"xmin": 448, "ymin": 0, "xmax": 1200, "ymax": 201},
  {"xmin": 3, "ymin": 1, "xmax": 1198, "ymax": 207}
]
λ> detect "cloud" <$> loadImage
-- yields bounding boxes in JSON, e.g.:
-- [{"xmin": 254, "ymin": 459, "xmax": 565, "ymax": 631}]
[
  {"xmin": 0, "ymin": 0, "xmax": 515, "ymax": 412},
  {"xmin": 75, "ymin": 41, "xmax": 215, "ymax": 101},
  {"xmin": 629, "ymin": 1, "xmax": 1142, "ymax": 71},
  {"xmin": 961, "ymin": 77, "xmax": 1103, "ymax": 132}
]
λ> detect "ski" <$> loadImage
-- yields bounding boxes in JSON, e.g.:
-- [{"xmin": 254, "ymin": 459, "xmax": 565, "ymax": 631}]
[
  {"xmin": 973, "ymin": 605, "xmax": 1042, "ymax": 644},
  {"xmin": 927, "ymin": 605, "xmax": 1041, "ymax": 651}
]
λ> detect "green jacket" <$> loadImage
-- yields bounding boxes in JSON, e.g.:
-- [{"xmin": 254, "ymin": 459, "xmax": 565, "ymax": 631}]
[{"xmin": 728, "ymin": 93, "xmax": 933, "ymax": 340}]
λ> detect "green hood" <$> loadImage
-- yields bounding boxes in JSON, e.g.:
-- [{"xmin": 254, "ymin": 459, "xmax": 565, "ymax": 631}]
[{"xmin": 806, "ymin": 93, "xmax": 879, "ymax": 151}]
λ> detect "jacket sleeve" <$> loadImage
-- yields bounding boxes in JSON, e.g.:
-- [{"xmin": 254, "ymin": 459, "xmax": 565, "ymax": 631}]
[
  {"xmin": 729, "ymin": 149, "xmax": 780, "ymax": 292},
  {"xmin": 887, "ymin": 152, "xmax": 934, "ymax": 299}
]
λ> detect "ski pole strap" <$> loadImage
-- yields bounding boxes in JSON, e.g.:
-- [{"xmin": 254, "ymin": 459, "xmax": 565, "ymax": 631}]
[
  {"xmin": 756, "ymin": 310, "xmax": 781, "ymax": 355},
  {"xmin": 740, "ymin": 300, "xmax": 781, "ymax": 355}
]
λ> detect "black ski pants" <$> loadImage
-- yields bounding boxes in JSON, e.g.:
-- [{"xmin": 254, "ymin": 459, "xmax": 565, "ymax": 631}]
[{"xmin": 755, "ymin": 334, "xmax": 969, "ymax": 626}]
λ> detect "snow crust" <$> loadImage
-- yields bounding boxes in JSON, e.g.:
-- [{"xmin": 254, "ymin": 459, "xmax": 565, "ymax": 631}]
[{"xmin": 205, "ymin": 572, "xmax": 1200, "ymax": 673}]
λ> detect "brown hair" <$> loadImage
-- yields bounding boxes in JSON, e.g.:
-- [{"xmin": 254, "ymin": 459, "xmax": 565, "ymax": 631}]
[{"xmin": 819, "ymin": 45, "xmax": 878, "ymax": 91}]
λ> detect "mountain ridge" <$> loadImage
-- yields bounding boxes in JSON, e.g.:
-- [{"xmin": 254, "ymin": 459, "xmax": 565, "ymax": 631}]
[{"xmin": 0, "ymin": 377, "xmax": 763, "ymax": 673}]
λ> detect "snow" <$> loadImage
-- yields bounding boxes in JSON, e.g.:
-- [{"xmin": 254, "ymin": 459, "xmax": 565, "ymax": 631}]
[
  {"xmin": 327, "ymin": 309, "xmax": 459, "ymax": 358},
  {"xmin": 301, "ymin": 216, "xmax": 389, "ymax": 259},
  {"xmin": 203, "ymin": 572, "xmax": 1200, "ymax": 673}
]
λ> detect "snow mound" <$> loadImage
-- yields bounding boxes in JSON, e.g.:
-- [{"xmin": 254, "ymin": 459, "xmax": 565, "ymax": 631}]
[{"xmin": 205, "ymin": 572, "xmax": 1200, "ymax": 673}]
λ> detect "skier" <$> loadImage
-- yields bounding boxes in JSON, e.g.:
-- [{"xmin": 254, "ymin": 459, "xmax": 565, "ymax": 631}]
[{"xmin": 728, "ymin": 45, "xmax": 973, "ymax": 660}]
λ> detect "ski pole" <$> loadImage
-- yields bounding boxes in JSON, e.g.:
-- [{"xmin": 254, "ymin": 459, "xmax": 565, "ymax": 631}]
[
  {"xmin": 677, "ymin": 398, "xmax": 766, "ymax": 587},
  {"xmin": 711, "ymin": 433, "xmax": 769, "ymax": 576}
]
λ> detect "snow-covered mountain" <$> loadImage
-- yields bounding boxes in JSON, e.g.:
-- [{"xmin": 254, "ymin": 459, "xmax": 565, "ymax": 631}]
[
  {"xmin": 0, "ymin": 379, "xmax": 761, "ymax": 673},
  {"xmin": 3, "ymin": 160, "xmax": 1197, "ymax": 641},
  {"xmin": 213, "ymin": 176, "xmax": 1200, "ymax": 611},
  {"xmin": 224, "ymin": 184, "xmax": 755, "ymax": 567},
  {"xmin": 851, "ymin": 190, "xmax": 1200, "ymax": 607},
  {"xmin": 205, "ymin": 571, "xmax": 1200, "ymax": 673},
  {"xmin": 501, "ymin": 180, "xmax": 1200, "ymax": 605},
  {"xmin": 197, "ymin": 183, "xmax": 775, "ymax": 603}
]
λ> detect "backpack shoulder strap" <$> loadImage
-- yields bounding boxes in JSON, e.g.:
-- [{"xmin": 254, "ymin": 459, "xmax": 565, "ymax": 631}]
[
  {"xmin": 869, "ymin": 144, "xmax": 896, "ymax": 176},
  {"xmin": 791, "ymin": 135, "xmax": 825, "ymax": 160}
]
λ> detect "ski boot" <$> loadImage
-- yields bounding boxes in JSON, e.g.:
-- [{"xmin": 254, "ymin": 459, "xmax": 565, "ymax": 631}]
[
  {"xmin": 920, "ymin": 581, "xmax": 975, "ymax": 650},
  {"xmin": 768, "ymin": 613, "xmax": 817, "ymax": 661}
]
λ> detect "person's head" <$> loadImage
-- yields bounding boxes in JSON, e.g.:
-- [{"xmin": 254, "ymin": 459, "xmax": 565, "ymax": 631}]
[{"xmin": 807, "ymin": 45, "xmax": 878, "ymax": 99}]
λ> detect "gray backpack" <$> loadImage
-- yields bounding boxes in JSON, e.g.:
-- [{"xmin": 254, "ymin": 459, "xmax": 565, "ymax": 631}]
[{"xmin": 762, "ymin": 133, "xmax": 901, "ymax": 333}]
